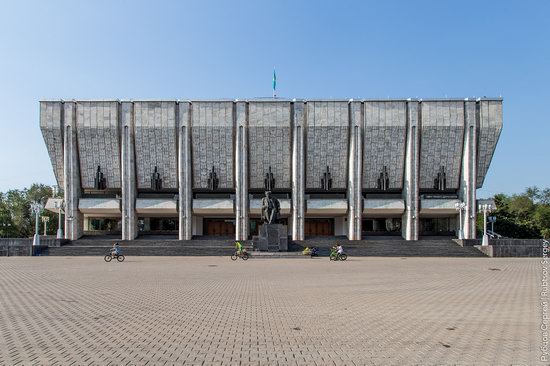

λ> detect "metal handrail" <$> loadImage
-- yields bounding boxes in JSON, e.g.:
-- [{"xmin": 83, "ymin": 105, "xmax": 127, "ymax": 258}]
[{"xmin": 487, "ymin": 229, "xmax": 503, "ymax": 239}]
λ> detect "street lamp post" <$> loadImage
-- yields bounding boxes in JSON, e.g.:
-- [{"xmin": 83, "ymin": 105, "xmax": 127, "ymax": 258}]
[
  {"xmin": 1, "ymin": 222, "xmax": 12, "ymax": 238},
  {"xmin": 41, "ymin": 216, "xmax": 50, "ymax": 236},
  {"xmin": 1, "ymin": 223, "xmax": 12, "ymax": 256},
  {"xmin": 454, "ymin": 202, "xmax": 466, "ymax": 240},
  {"xmin": 30, "ymin": 202, "xmax": 44, "ymax": 254},
  {"xmin": 54, "ymin": 200, "xmax": 64, "ymax": 239},
  {"xmin": 52, "ymin": 185, "xmax": 64, "ymax": 239},
  {"xmin": 478, "ymin": 203, "xmax": 493, "ymax": 247}
]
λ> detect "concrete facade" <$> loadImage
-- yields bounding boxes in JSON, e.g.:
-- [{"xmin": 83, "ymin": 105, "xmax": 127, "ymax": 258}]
[{"xmin": 40, "ymin": 98, "xmax": 503, "ymax": 241}]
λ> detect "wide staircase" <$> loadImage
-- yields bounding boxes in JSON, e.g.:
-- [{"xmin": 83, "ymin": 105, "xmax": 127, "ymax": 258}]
[
  {"xmin": 291, "ymin": 237, "xmax": 486, "ymax": 257},
  {"xmin": 47, "ymin": 237, "xmax": 239, "ymax": 256},
  {"xmin": 47, "ymin": 236, "xmax": 486, "ymax": 257}
]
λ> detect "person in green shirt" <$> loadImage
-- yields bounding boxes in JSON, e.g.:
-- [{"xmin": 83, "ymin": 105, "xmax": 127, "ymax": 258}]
[{"xmin": 235, "ymin": 241, "xmax": 243, "ymax": 254}]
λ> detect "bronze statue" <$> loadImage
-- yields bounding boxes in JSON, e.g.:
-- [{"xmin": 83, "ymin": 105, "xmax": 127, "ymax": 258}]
[{"xmin": 261, "ymin": 191, "xmax": 280, "ymax": 224}]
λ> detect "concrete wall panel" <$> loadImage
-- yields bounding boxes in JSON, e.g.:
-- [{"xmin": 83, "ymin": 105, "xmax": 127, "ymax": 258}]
[
  {"xmin": 134, "ymin": 102, "xmax": 178, "ymax": 189},
  {"xmin": 191, "ymin": 102, "xmax": 234, "ymax": 189},
  {"xmin": 248, "ymin": 102, "xmax": 292, "ymax": 189},
  {"xmin": 40, "ymin": 101, "xmax": 64, "ymax": 187},
  {"xmin": 363, "ymin": 101, "xmax": 407, "ymax": 189},
  {"xmin": 477, "ymin": 100, "xmax": 503, "ymax": 188},
  {"xmin": 76, "ymin": 102, "xmax": 121, "ymax": 189},
  {"xmin": 305, "ymin": 101, "xmax": 349, "ymax": 189},
  {"xmin": 419, "ymin": 101, "xmax": 464, "ymax": 189}
]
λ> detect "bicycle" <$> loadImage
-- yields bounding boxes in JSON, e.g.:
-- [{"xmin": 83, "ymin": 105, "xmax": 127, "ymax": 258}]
[
  {"xmin": 231, "ymin": 250, "xmax": 249, "ymax": 261},
  {"xmin": 104, "ymin": 252, "xmax": 125, "ymax": 262},
  {"xmin": 329, "ymin": 250, "xmax": 347, "ymax": 261}
]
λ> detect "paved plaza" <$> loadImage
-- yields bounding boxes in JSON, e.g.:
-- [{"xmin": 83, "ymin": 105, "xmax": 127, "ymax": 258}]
[{"xmin": 0, "ymin": 256, "xmax": 543, "ymax": 365}]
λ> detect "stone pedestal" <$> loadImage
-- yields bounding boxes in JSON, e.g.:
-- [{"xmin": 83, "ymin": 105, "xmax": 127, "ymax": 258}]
[{"xmin": 253, "ymin": 224, "xmax": 288, "ymax": 252}]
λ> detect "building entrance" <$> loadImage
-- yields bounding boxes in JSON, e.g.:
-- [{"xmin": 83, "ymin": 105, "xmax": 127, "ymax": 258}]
[
  {"xmin": 85, "ymin": 217, "xmax": 122, "ymax": 235},
  {"xmin": 362, "ymin": 218, "xmax": 402, "ymax": 236},
  {"xmin": 420, "ymin": 218, "xmax": 457, "ymax": 236},
  {"xmin": 137, "ymin": 217, "xmax": 178, "ymax": 235},
  {"xmin": 204, "ymin": 219, "xmax": 236, "ymax": 236},
  {"xmin": 305, "ymin": 219, "xmax": 333, "ymax": 237}
]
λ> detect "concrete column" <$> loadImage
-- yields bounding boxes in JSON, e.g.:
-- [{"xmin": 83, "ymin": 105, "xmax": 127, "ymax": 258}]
[
  {"xmin": 121, "ymin": 102, "xmax": 137, "ymax": 240},
  {"xmin": 291, "ymin": 101, "xmax": 305, "ymax": 241},
  {"xmin": 402, "ymin": 100, "xmax": 420, "ymax": 240},
  {"xmin": 178, "ymin": 102, "xmax": 193, "ymax": 240},
  {"xmin": 235, "ymin": 101, "xmax": 249, "ymax": 241},
  {"xmin": 460, "ymin": 100, "xmax": 477, "ymax": 239},
  {"xmin": 63, "ymin": 102, "xmax": 83, "ymax": 240},
  {"xmin": 347, "ymin": 100, "xmax": 363, "ymax": 240}
]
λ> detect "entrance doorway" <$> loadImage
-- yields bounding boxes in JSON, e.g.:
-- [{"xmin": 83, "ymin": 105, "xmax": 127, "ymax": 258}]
[
  {"xmin": 305, "ymin": 219, "xmax": 333, "ymax": 237},
  {"xmin": 204, "ymin": 219, "xmax": 235, "ymax": 236},
  {"xmin": 362, "ymin": 218, "xmax": 402, "ymax": 236},
  {"xmin": 137, "ymin": 217, "xmax": 178, "ymax": 234},
  {"xmin": 420, "ymin": 217, "xmax": 457, "ymax": 236},
  {"xmin": 85, "ymin": 217, "xmax": 122, "ymax": 235}
]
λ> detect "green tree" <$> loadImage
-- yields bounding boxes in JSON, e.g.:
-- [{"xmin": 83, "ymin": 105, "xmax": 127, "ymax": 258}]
[
  {"xmin": 487, "ymin": 186, "xmax": 550, "ymax": 239},
  {"xmin": 534, "ymin": 205, "xmax": 550, "ymax": 233},
  {"xmin": 1, "ymin": 184, "xmax": 59, "ymax": 238},
  {"xmin": 0, "ymin": 194, "xmax": 16, "ymax": 238},
  {"xmin": 508, "ymin": 194, "xmax": 536, "ymax": 220},
  {"xmin": 538, "ymin": 188, "xmax": 550, "ymax": 205}
]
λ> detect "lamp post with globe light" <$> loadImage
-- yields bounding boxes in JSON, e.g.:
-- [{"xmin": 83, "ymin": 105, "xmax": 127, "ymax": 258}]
[
  {"xmin": 52, "ymin": 185, "xmax": 64, "ymax": 239},
  {"xmin": 1, "ymin": 222, "xmax": 12, "ymax": 238},
  {"xmin": 454, "ymin": 202, "xmax": 466, "ymax": 240},
  {"xmin": 30, "ymin": 202, "xmax": 44, "ymax": 254},
  {"xmin": 478, "ymin": 203, "xmax": 493, "ymax": 247},
  {"xmin": 41, "ymin": 216, "xmax": 50, "ymax": 236}
]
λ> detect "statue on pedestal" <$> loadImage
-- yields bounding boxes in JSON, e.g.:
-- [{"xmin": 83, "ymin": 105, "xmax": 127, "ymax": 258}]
[
  {"xmin": 255, "ymin": 191, "xmax": 287, "ymax": 251},
  {"xmin": 261, "ymin": 191, "xmax": 280, "ymax": 224}
]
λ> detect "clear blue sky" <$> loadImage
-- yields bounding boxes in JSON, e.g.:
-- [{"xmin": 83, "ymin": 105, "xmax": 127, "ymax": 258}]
[{"xmin": 0, "ymin": 0, "xmax": 548, "ymax": 197}]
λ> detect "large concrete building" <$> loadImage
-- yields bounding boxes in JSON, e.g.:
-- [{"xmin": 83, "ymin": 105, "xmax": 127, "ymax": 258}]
[{"xmin": 40, "ymin": 98, "xmax": 502, "ymax": 241}]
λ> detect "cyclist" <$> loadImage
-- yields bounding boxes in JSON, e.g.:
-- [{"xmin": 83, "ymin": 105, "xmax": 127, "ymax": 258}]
[
  {"xmin": 235, "ymin": 241, "xmax": 243, "ymax": 255},
  {"xmin": 336, "ymin": 244, "xmax": 344, "ymax": 256},
  {"xmin": 111, "ymin": 243, "xmax": 121, "ymax": 257}
]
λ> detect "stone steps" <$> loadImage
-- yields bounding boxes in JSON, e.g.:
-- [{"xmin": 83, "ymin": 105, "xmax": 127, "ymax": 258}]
[
  {"xmin": 46, "ymin": 238, "xmax": 486, "ymax": 257},
  {"xmin": 47, "ymin": 238, "xmax": 241, "ymax": 256},
  {"xmin": 293, "ymin": 239, "xmax": 487, "ymax": 257},
  {"xmin": 47, "ymin": 246, "xmax": 235, "ymax": 256}
]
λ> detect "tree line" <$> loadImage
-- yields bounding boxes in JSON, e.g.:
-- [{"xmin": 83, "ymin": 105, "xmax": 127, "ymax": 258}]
[
  {"xmin": 487, "ymin": 186, "xmax": 550, "ymax": 239},
  {"xmin": 0, "ymin": 184, "xmax": 61, "ymax": 238}
]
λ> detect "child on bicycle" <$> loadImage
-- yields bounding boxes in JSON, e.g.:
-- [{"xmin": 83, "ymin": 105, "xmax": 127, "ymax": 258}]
[
  {"xmin": 111, "ymin": 243, "xmax": 121, "ymax": 257},
  {"xmin": 235, "ymin": 241, "xmax": 243, "ymax": 254}
]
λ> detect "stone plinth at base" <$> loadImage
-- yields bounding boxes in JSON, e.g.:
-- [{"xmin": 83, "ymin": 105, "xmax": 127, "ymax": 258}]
[{"xmin": 253, "ymin": 224, "xmax": 288, "ymax": 252}]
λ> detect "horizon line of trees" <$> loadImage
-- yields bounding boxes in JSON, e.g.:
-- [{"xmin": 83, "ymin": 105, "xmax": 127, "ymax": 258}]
[
  {"xmin": 0, "ymin": 183, "xmax": 548, "ymax": 239},
  {"xmin": 0, "ymin": 184, "xmax": 60, "ymax": 238},
  {"xmin": 485, "ymin": 186, "xmax": 550, "ymax": 239}
]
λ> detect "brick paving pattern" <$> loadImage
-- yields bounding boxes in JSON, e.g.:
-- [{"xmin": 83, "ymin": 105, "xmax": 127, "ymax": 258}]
[{"xmin": 0, "ymin": 257, "xmax": 542, "ymax": 365}]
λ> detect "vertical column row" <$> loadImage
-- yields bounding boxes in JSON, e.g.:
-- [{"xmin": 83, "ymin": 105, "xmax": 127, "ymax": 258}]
[
  {"xmin": 63, "ymin": 102, "xmax": 83, "ymax": 240},
  {"xmin": 121, "ymin": 102, "xmax": 137, "ymax": 240},
  {"xmin": 402, "ymin": 101, "xmax": 420, "ymax": 240},
  {"xmin": 291, "ymin": 102, "xmax": 306, "ymax": 241},
  {"xmin": 235, "ymin": 102, "xmax": 249, "ymax": 241},
  {"xmin": 460, "ymin": 100, "xmax": 477, "ymax": 239},
  {"xmin": 347, "ymin": 101, "xmax": 363, "ymax": 240},
  {"xmin": 178, "ymin": 102, "xmax": 193, "ymax": 240}
]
